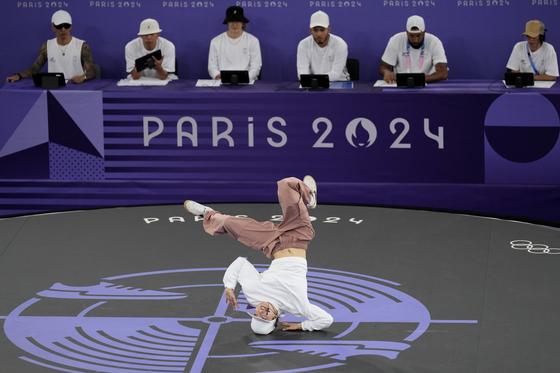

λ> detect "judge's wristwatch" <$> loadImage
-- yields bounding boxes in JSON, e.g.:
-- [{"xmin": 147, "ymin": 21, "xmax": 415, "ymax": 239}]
[{"xmin": 83, "ymin": 75, "xmax": 87, "ymax": 81}]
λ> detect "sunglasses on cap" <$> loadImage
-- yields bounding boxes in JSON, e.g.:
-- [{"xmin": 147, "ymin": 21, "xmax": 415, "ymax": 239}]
[{"xmin": 54, "ymin": 23, "xmax": 72, "ymax": 30}]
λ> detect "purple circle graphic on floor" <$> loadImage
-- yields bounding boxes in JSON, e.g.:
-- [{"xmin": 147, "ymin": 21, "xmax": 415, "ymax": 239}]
[{"xmin": 4, "ymin": 266, "xmax": 476, "ymax": 372}]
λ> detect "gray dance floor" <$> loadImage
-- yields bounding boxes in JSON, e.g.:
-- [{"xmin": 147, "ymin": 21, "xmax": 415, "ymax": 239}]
[{"xmin": 1, "ymin": 203, "xmax": 559, "ymax": 373}]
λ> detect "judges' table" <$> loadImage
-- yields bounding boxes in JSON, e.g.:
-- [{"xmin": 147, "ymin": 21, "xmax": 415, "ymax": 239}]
[{"xmin": 1, "ymin": 79, "xmax": 560, "ymax": 224}]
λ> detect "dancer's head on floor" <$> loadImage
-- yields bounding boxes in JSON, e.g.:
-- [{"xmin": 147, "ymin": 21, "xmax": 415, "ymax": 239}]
[{"xmin": 250, "ymin": 301, "xmax": 279, "ymax": 335}]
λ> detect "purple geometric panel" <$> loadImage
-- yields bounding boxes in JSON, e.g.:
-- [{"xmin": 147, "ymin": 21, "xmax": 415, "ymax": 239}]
[
  {"xmin": 0, "ymin": 91, "xmax": 48, "ymax": 158},
  {"xmin": 50, "ymin": 90, "xmax": 104, "ymax": 158},
  {"xmin": 485, "ymin": 93, "xmax": 560, "ymax": 127},
  {"xmin": 47, "ymin": 92, "xmax": 102, "ymax": 158},
  {"xmin": 484, "ymin": 94, "xmax": 560, "ymax": 184},
  {"xmin": 49, "ymin": 143, "xmax": 105, "ymax": 180},
  {"xmin": 485, "ymin": 126, "xmax": 559, "ymax": 163},
  {"xmin": 0, "ymin": 143, "xmax": 50, "ymax": 179}
]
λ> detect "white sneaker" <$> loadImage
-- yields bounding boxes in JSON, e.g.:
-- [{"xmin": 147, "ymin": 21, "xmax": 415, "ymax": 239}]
[
  {"xmin": 184, "ymin": 200, "xmax": 213, "ymax": 217},
  {"xmin": 303, "ymin": 175, "xmax": 317, "ymax": 209}
]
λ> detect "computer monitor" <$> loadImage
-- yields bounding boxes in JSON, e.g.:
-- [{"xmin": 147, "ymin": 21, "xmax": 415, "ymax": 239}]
[
  {"xmin": 300, "ymin": 74, "xmax": 330, "ymax": 90},
  {"xmin": 504, "ymin": 72, "xmax": 535, "ymax": 88},
  {"xmin": 396, "ymin": 73, "xmax": 426, "ymax": 88},
  {"xmin": 220, "ymin": 70, "xmax": 250, "ymax": 86},
  {"xmin": 135, "ymin": 50, "xmax": 163, "ymax": 72},
  {"xmin": 32, "ymin": 73, "xmax": 66, "ymax": 89}
]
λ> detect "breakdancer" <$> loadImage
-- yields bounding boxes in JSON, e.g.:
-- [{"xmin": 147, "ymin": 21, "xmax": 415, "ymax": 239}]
[{"xmin": 184, "ymin": 176, "xmax": 333, "ymax": 334}]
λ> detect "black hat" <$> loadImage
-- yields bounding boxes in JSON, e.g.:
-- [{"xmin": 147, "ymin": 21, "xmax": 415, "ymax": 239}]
[{"xmin": 222, "ymin": 6, "xmax": 249, "ymax": 24}]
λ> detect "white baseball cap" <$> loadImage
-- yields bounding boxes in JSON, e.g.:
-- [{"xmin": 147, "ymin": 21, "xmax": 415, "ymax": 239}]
[
  {"xmin": 310, "ymin": 11, "xmax": 329, "ymax": 28},
  {"xmin": 52, "ymin": 10, "xmax": 72, "ymax": 26},
  {"xmin": 248, "ymin": 313, "xmax": 276, "ymax": 335},
  {"xmin": 406, "ymin": 15, "xmax": 425, "ymax": 33},
  {"xmin": 138, "ymin": 18, "xmax": 162, "ymax": 36}
]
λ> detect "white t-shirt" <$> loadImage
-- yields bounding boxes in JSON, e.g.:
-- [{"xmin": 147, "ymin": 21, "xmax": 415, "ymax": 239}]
[
  {"xmin": 297, "ymin": 34, "xmax": 350, "ymax": 82},
  {"xmin": 125, "ymin": 36, "xmax": 177, "ymax": 79},
  {"xmin": 381, "ymin": 32, "xmax": 447, "ymax": 75},
  {"xmin": 47, "ymin": 37, "xmax": 85, "ymax": 80},
  {"xmin": 223, "ymin": 257, "xmax": 333, "ymax": 331},
  {"xmin": 208, "ymin": 31, "xmax": 262, "ymax": 80},
  {"xmin": 506, "ymin": 41, "xmax": 559, "ymax": 77}
]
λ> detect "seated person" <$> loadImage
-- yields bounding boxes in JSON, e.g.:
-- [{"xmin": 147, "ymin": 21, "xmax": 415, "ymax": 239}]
[
  {"xmin": 208, "ymin": 6, "xmax": 262, "ymax": 81},
  {"xmin": 6, "ymin": 10, "xmax": 96, "ymax": 84},
  {"xmin": 379, "ymin": 15, "xmax": 448, "ymax": 84},
  {"xmin": 506, "ymin": 20, "xmax": 558, "ymax": 81},
  {"xmin": 125, "ymin": 18, "xmax": 177, "ymax": 80},
  {"xmin": 297, "ymin": 11, "xmax": 350, "ymax": 82}
]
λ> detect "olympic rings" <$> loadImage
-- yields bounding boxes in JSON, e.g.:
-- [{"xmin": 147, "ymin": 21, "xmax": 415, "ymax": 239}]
[{"xmin": 510, "ymin": 240, "xmax": 560, "ymax": 254}]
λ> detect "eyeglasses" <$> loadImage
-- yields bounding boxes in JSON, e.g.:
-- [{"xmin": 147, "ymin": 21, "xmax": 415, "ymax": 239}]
[{"xmin": 54, "ymin": 23, "xmax": 72, "ymax": 30}]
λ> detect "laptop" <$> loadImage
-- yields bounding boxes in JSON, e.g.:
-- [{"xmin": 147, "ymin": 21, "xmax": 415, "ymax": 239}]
[
  {"xmin": 220, "ymin": 70, "xmax": 250, "ymax": 85},
  {"xmin": 396, "ymin": 73, "xmax": 425, "ymax": 88},
  {"xmin": 135, "ymin": 49, "xmax": 162, "ymax": 72},
  {"xmin": 32, "ymin": 73, "xmax": 66, "ymax": 88},
  {"xmin": 504, "ymin": 72, "xmax": 534, "ymax": 88},
  {"xmin": 300, "ymin": 74, "xmax": 330, "ymax": 89}
]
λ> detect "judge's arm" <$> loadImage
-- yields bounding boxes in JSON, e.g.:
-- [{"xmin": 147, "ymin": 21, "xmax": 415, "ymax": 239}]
[
  {"xmin": 535, "ymin": 51, "xmax": 558, "ymax": 81},
  {"xmin": 248, "ymin": 39, "xmax": 262, "ymax": 81},
  {"xmin": 425, "ymin": 39, "xmax": 448, "ymax": 83},
  {"xmin": 535, "ymin": 70, "xmax": 557, "ymax": 81},
  {"xmin": 208, "ymin": 40, "xmax": 221, "ymax": 80},
  {"xmin": 510, "ymin": 52, "xmax": 557, "ymax": 81},
  {"xmin": 379, "ymin": 60, "xmax": 396, "ymax": 84},
  {"xmin": 153, "ymin": 55, "xmax": 169, "ymax": 80},
  {"xmin": 6, "ymin": 42, "xmax": 48, "ymax": 82},
  {"xmin": 154, "ymin": 43, "xmax": 176, "ymax": 80},
  {"xmin": 70, "ymin": 43, "xmax": 96, "ymax": 83},
  {"xmin": 82, "ymin": 43, "xmax": 97, "ymax": 80},
  {"xmin": 130, "ymin": 68, "xmax": 143, "ymax": 80},
  {"xmin": 327, "ymin": 43, "xmax": 348, "ymax": 81},
  {"xmin": 426, "ymin": 62, "xmax": 448, "ymax": 83},
  {"xmin": 296, "ymin": 41, "xmax": 310, "ymax": 80},
  {"xmin": 508, "ymin": 68, "xmax": 555, "ymax": 81},
  {"xmin": 125, "ymin": 45, "xmax": 143, "ymax": 80}
]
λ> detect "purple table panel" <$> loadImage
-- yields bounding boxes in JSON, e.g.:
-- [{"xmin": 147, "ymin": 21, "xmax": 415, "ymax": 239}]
[{"xmin": 1, "ymin": 80, "xmax": 560, "ymax": 224}]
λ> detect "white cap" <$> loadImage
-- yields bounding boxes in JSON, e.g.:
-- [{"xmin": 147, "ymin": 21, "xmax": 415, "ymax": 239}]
[
  {"xmin": 406, "ymin": 15, "xmax": 425, "ymax": 33},
  {"xmin": 52, "ymin": 10, "xmax": 72, "ymax": 26},
  {"xmin": 250, "ymin": 316, "xmax": 276, "ymax": 335},
  {"xmin": 138, "ymin": 18, "xmax": 162, "ymax": 36},
  {"xmin": 310, "ymin": 11, "xmax": 329, "ymax": 28}
]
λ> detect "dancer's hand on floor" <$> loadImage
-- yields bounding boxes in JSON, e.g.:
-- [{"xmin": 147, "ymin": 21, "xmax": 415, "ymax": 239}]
[
  {"xmin": 225, "ymin": 288, "xmax": 238, "ymax": 309},
  {"xmin": 279, "ymin": 322, "xmax": 302, "ymax": 331}
]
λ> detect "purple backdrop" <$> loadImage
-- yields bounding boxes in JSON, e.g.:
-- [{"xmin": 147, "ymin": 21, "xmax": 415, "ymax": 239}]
[{"xmin": 1, "ymin": 1, "xmax": 559, "ymax": 83}]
